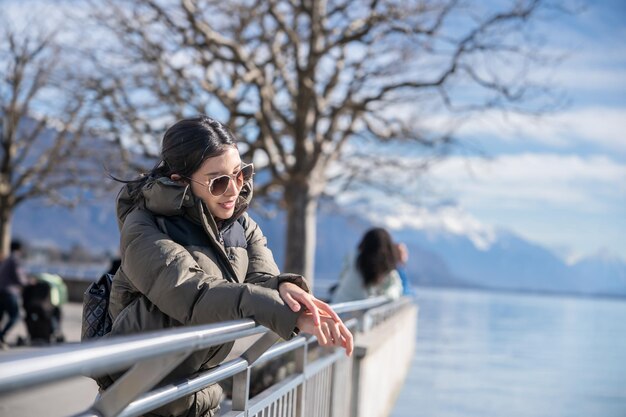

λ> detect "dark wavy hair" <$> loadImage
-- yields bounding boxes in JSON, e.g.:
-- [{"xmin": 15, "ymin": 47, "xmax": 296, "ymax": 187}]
[
  {"xmin": 114, "ymin": 115, "xmax": 238, "ymax": 200},
  {"xmin": 355, "ymin": 228, "xmax": 397, "ymax": 287}
]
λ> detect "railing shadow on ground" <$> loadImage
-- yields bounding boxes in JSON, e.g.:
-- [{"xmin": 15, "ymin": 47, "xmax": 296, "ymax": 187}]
[{"xmin": 0, "ymin": 296, "xmax": 417, "ymax": 417}]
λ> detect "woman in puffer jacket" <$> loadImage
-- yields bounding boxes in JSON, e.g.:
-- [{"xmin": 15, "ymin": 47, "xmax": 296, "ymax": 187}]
[{"xmin": 100, "ymin": 115, "xmax": 353, "ymax": 417}]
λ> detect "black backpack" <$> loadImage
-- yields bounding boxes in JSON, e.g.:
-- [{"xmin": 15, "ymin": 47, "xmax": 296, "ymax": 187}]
[{"xmin": 81, "ymin": 274, "xmax": 113, "ymax": 340}]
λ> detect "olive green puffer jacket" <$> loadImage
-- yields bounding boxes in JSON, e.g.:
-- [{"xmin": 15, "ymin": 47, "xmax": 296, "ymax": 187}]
[{"xmin": 97, "ymin": 177, "xmax": 309, "ymax": 417}]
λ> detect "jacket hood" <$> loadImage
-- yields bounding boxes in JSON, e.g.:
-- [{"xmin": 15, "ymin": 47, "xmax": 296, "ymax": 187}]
[{"xmin": 116, "ymin": 176, "xmax": 253, "ymax": 231}]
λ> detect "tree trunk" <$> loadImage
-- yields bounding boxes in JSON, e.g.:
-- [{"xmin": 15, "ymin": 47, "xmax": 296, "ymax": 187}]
[
  {"xmin": 283, "ymin": 181, "xmax": 318, "ymax": 289},
  {"xmin": 0, "ymin": 201, "xmax": 12, "ymax": 260}
]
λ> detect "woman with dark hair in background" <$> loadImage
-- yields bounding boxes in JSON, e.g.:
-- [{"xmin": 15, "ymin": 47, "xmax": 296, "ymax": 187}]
[
  {"xmin": 98, "ymin": 115, "xmax": 352, "ymax": 417},
  {"xmin": 330, "ymin": 227, "xmax": 403, "ymax": 303}
]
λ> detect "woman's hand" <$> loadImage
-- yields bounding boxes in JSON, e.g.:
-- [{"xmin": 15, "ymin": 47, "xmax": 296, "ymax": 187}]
[
  {"xmin": 296, "ymin": 310, "xmax": 354, "ymax": 356},
  {"xmin": 279, "ymin": 282, "xmax": 353, "ymax": 356},
  {"xmin": 279, "ymin": 282, "xmax": 321, "ymax": 324},
  {"xmin": 279, "ymin": 282, "xmax": 342, "ymax": 326}
]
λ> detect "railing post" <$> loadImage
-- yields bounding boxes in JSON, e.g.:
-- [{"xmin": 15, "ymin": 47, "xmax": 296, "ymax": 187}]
[
  {"xmin": 330, "ymin": 353, "xmax": 351, "ymax": 417},
  {"xmin": 231, "ymin": 367, "xmax": 251, "ymax": 412},
  {"xmin": 350, "ymin": 306, "xmax": 381, "ymax": 417},
  {"xmin": 295, "ymin": 341, "xmax": 308, "ymax": 417},
  {"xmin": 350, "ymin": 346, "xmax": 367, "ymax": 417}
]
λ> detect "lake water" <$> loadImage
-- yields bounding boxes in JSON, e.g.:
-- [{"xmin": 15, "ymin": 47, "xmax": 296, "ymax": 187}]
[{"xmin": 390, "ymin": 288, "xmax": 626, "ymax": 417}]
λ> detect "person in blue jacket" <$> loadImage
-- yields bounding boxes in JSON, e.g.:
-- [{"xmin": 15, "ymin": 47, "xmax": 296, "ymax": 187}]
[{"xmin": 395, "ymin": 243, "xmax": 415, "ymax": 296}]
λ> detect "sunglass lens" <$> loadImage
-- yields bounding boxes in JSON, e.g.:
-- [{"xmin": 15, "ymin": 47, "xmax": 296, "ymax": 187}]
[
  {"xmin": 233, "ymin": 165, "xmax": 253, "ymax": 189},
  {"xmin": 210, "ymin": 176, "xmax": 230, "ymax": 196},
  {"xmin": 208, "ymin": 165, "xmax": 253, "ymax": 196},
  {"xmin": 241, "ymin": 164, "xmax": 254, "ymax": 182}
]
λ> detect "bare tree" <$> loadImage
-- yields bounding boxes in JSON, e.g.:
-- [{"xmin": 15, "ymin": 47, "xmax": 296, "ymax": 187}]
[
  {"xmin": 87, "ymin": 0, "xmax": 562, "ymax": 282},
  {"xmin": 0, "ymin": 20, "xmax": 115, "ymax": 258}
]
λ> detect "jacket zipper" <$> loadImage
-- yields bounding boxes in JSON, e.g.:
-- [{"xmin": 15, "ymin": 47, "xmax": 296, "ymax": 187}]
[
  {"xmin": 216, "ymin": 230, "xmax": 238, "ymax": 283},
  {"xmin": 196, "ymin": 203, "xmax": 239, "ymax": 283}
]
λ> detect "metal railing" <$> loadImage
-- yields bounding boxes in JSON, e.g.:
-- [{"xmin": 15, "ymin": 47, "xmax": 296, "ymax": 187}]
[{"xmin": 0, "ymin": 296, "xmax": 412, "ymax": 417}]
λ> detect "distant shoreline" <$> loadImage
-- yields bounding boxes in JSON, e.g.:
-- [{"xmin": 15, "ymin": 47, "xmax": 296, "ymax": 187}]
[{"xmin": 412, "ymin": 282, "xmax": 626, "ymax": 302}]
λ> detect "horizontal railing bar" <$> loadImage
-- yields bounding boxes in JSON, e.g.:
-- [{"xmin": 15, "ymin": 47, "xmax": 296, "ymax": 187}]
[
  {"xmin": 0, "ymin": 320, "xmax": 264, "ymax": 393},
  {"xmin": 252, "ymin": 336, "xmax": 308, "ymax": 368},
  {"xmin": 365, "ymin": 296, "xmax": 412, "ymax": 322},
  {"xmin": 114, "ymin": 358, "xmax": 250, "ymax": 417},
  {"xmin": 330, "ymin": 296, "xmax": 389, "ymax": 314},
  {"xmin": 377, "ymin": 295, "xmax": 412, "ymax": 312},
  {"xmin": 246, "ymin": 372, "xmax": 304, "ymax": 415}
]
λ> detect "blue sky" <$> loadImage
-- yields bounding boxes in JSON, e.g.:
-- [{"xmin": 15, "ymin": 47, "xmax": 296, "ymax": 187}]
[{"xmin": 417, "ymin": 1, "xmax": 626, "ymax": 262}]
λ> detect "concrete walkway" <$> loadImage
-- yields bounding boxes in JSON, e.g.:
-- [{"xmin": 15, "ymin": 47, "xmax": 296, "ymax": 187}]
[{"xmin": 0, "ymin": 302, "xmax": 99, "ymax": 417}]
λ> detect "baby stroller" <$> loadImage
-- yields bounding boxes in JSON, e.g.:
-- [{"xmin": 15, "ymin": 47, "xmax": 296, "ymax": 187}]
[{"xmin": 19, "ymin": 273, "xmax": 67, "ymax": 345}]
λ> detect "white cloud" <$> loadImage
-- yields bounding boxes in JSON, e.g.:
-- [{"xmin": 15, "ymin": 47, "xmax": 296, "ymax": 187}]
[
  {"xmin": 378, "ymin": 204, "xmax": 498, "ymax": 251},
  {"xmin": 550, "ymin": 64, "xmax": 626, "ymax": 92},
  {"xmin": 430, "ymin": 153, "xmax": 626, "ymax": 211},
  {"xmin": 3, "ymin": 1, "xmax": 81, "ymax": 33},
  {"xmin": 337, "ymin": 189, "xmax": 498, "ymax": 251},
  {"xmin": 455, "ymin": 107, "xmax": 626, "ymax": 154}
]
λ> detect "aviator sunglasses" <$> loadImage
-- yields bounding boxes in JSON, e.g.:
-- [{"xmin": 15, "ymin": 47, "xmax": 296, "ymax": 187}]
[{"xmin": 185, "ymin": 163, "xmax": 254, "ymax": 197}]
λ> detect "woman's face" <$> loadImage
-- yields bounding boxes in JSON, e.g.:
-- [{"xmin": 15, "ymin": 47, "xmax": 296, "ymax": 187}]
[{"xmin": 189, "ymin": 146, "xmax": 243, "ymax": 220}]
